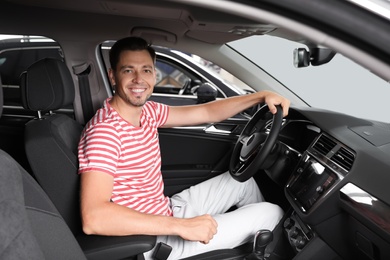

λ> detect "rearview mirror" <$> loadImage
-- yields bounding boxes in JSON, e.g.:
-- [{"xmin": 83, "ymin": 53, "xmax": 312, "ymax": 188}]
[{"xmin": 294, "ymin": 47, "xmax": 336, "ymax": 68}]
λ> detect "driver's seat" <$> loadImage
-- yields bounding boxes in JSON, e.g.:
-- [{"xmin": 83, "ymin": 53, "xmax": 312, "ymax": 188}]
[
  {"xmin": 20, "ymin": 58, "xmax": 155, "ymax": 259},
  {"xmin": 0, "ymin": 76, "xmax": 85, "ymax": 260}
]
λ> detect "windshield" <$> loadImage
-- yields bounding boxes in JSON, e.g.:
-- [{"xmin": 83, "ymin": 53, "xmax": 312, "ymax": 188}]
[{"xmin": 228, "ymin": 35, "xmax": 390, "ymax": 123}]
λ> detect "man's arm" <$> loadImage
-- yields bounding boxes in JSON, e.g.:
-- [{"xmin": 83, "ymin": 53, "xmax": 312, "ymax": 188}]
[
  {"xmin": 163, "ymin": 90, "xmax": 290, "ymax": 128},
  {"xmin": 80, "ymin": 171, "xmax": 218, "ymax": 243}
]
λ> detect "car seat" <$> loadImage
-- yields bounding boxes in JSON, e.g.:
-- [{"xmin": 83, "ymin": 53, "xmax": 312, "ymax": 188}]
[
  {"xmin": 20, "ymin": 58, "xmax": 156, "ymax": 259},
  {"xmin": 0, "ymin": 76, "xmax": 86, "ymax": 259}
]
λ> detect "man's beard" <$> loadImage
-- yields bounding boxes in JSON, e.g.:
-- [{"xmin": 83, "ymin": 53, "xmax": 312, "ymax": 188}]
[
  {"xmin": 120, "ymin": 90, "xmax": 151, "ymax": 107},
  {"xmin": 126, "ymin": 95, "xmax": 150, "ymax": 107}
]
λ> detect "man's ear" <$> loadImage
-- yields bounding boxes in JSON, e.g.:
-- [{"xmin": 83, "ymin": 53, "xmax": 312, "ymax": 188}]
[{"xmin": 108, "ymin": 68, "xmax": 116, "ymax": 86}]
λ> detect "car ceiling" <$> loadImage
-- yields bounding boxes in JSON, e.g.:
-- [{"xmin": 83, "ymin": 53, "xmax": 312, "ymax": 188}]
[
  {"xmin": 1, "ymin": 0, "xmax": 299, "ymax": 47},
  {"xmin": 2, "ymin": 0, "xmax": 390, "ymax": 83}
]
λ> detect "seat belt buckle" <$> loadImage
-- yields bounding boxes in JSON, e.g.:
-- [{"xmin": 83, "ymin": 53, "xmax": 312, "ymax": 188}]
[{"xmin": 152, "ymin": 242, "xmax": 172, "ymax": 260}]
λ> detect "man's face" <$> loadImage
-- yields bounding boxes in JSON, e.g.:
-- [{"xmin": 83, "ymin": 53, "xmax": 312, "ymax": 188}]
[{"xmin": 109, "ymin": 49, "xmax": 156, "ymax": 107}]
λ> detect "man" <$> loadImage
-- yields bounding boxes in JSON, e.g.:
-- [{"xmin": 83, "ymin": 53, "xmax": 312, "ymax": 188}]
[{"xmin": 78, "ymin": 37, "xmax": 290, "ymax": 259}]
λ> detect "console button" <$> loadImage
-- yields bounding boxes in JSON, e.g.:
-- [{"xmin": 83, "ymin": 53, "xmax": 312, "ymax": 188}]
[
  {"xmin": 283, "ymin": 218, "xmax": 295, "ymax": 229},
  {"xmin": 289, "ymin": 227, "xmax": 299, "ymax": 239},
  {"xmin": 295, "ymin": 236, "xmax": 306, "ymax": 249},
  {"xmin": 316, "ymin": 185, "xmax": 324, "ymax": 194}
]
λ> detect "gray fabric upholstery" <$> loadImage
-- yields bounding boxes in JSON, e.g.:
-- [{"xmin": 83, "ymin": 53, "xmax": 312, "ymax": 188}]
[
  {"xmin": 0, "ymin": 76, "xmax": 3, "ymax": 116},
  {"xmin": 24, "ymin": 114, "xmax": 83, "ymax": 234},
  {"xmin": 20, "ymin": 57, "xmax": 83, "ymax": 234},
  {"xmin": 0, "ymin": 149, "xmax": 44, "ymax": 260},
  {"xmin": 0, "ymin": 78, "xmax": 41, "ymax": 260},
  {"xmin": 0, "ymin": 77, "xmax": 85, "ymax": 260},
  {"xmin": 10, "ymin": 150, "xmax": 86, "ymax": 260}
]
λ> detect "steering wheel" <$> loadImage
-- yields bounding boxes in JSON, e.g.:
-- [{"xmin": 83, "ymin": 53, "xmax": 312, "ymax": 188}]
[
  {"xmin": 178, "ymin": 78, "xmax": 192, "ymax": 95},
  {"xmin": 229, "ymin": 105, "xmax": 283, "ymax": 182}
]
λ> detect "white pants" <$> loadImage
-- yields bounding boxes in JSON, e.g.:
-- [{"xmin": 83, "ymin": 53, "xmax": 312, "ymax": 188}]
[{"xmin": 144, "ymin": 172, "xmax": 283, "ymax": 260}]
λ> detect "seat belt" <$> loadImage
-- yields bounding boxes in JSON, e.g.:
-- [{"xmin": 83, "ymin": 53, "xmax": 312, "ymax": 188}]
[{"xmin": 73, "ymin": 63, "xmax": 94, "ymax": 123}]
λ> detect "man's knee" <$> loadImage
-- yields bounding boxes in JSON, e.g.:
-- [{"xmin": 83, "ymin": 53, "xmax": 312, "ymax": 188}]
[
  {"xmin": 267, "ymin": 202, "xmax": 284, "ymax": 218},
  {"xmin": 256, "ymin": 202, "xmax": 284, "ymax": 228}
]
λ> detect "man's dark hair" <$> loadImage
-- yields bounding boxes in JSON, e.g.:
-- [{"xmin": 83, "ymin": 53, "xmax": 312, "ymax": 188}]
[{"xmin": 109, "ymin": 36, "xmax": 156, "ymax": 71}]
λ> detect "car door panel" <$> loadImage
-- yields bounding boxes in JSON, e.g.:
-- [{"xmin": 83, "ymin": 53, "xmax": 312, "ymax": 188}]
[
  {"xmin": 158, "ymin": 119, "xmax": 247, "ymax": 196},
  {"xmin": 149, "ymin": 94, "xmax": 198, "ymax": 106}
]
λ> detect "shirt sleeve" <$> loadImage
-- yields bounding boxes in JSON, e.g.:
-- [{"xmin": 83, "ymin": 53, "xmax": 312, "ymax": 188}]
[
  {"xmin": 78, "ymin": 122, "xmax": 121, "ymax": 176},
  {"xmin": 144, "ymin": 101, "xmax": 169, "ymax": 127}
]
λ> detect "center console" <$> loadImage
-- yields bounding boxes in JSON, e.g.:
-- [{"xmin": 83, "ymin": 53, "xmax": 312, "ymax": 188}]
[
  {"xmin": 282, "ymin": 133, "xmax": 355, "ymax": 253},
  {"xmin": 283, "ymin": 211, "xmax": 313, "ymax": 252}
]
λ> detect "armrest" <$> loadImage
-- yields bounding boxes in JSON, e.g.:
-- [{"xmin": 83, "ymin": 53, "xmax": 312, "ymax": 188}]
[{"xmin": 77, "ymin": 233, "xmax": 156, "ymax": 260}]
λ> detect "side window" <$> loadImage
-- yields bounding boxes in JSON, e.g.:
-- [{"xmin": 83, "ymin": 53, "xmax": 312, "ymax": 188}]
[
  {"xmin": 155, "ymin": 60, "xmax": 190, "ymax": 89},
  {"xmin": 100, "ymin": 42, "xmax": 194, "ymax": 95},
  {"xmin": 0, "ymin": 35, "xmax": 73, "ymax": 118},
  {"xmin": 99, "ymin": 40, "xmax": 251, "ymax": 103},
  {"xmin": 153, "ymin": 59, "xmax": 192, "ymax": 95}
]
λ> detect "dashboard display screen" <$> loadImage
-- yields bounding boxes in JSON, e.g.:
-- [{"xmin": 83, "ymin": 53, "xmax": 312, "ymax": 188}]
[{"xmin": 287, "ymin": 154, "xmax": 338, "ymax": 212}]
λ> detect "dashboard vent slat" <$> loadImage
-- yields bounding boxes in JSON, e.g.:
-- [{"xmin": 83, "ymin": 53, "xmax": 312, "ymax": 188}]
[
  {"xmin": 312, "ymin": 134, "xmax": 337, "ymax": 156},
  {"xmin": 331, "ymin": 147, "xmax": 354, "ymax": 171},
  {"xmin": 310, "ymin": 133, "xmax": 355, "ymax": 175}
]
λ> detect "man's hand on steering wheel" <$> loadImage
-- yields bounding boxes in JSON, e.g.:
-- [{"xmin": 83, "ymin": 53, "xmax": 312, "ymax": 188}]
[{"xmin": 263, "ymin": 90, "xmax": 290, "ymax": 117}]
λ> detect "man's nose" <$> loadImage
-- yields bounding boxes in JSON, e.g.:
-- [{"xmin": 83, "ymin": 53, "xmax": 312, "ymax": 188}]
[{"xmin": 132, "ymin": 71, "xmax": 143, "ymax": 83}]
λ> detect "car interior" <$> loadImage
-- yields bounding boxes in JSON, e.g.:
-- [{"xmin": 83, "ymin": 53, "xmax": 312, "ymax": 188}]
[{"xmin": 1, "ymin": 0, "xmax": 390, "ymax": 260}]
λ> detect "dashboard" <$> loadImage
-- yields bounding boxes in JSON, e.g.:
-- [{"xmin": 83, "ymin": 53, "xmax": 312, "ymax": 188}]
[{"xmin": 276, "ymin": 107, "xmax": 390, "ymax": 259}]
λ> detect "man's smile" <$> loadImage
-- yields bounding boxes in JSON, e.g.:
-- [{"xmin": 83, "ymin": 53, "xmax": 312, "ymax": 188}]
[{"xmin": 130, "ymin": 88, "xmax": 146, "ymax": 93}]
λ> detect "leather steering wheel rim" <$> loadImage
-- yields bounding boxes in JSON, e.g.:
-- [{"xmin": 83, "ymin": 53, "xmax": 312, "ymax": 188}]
[{"xmin": 229, "ymin": 105, "xmax": 283, "ymax": 182}]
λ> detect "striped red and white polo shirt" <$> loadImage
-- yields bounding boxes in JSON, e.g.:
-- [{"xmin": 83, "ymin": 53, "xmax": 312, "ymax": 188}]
[{"xmin": 78, "ymin": 98, "xmax": 172, "ymax": 216}]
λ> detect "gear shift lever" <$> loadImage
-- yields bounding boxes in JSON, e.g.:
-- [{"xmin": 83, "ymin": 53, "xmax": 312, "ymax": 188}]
[{"xmin": 245, "ymin": 230, "xmax": 273, "ymax": 260}]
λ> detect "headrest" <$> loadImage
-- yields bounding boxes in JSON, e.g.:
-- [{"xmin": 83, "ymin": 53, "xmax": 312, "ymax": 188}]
[
  {"xmin": 20, "ymin": 58, "xmax": 75, "ymax": 111},
  {"xmin": 0, "ymin": 76, "xmax": 3, "ymax": 117}
]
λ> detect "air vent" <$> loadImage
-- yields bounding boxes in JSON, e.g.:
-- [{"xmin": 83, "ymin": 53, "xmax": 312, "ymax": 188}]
[
  {"xmin": 312, "ymin": 134, "xmax": 337, "ymax": 156},
  {"xmin": 331, "ymin": 147, "xmax": 355, "ymax": 171}
]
